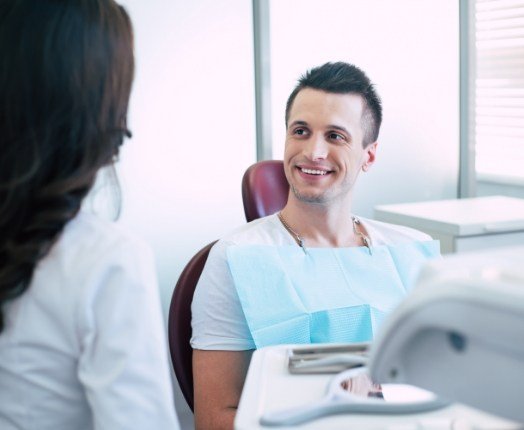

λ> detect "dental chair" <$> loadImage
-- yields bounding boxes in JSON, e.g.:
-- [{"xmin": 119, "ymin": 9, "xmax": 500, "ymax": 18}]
[
  {"xmin": 168, "ymin": 160, "xmax": 289, "ymax": 412},
  {"xmin": 369, "ymin": 245, "xmax": 524, "ymax": 423},
  {"xmin": 168, "ymin": 241, "xmax": 217, "ymax": 411}
]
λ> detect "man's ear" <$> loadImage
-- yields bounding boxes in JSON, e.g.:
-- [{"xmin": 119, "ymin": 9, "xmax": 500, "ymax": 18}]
[{"xmin": 361, "ymin": 142, "xmax": 378, "ymax": 172}]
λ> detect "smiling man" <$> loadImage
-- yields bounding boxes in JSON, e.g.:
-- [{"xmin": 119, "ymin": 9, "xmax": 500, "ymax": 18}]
[{"xmin": 190, "ymin": 62, "xmax": 437, "ymax": 430}]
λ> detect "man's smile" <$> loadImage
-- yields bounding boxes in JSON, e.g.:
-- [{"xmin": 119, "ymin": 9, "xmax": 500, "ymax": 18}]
[{"xmin": 296, "ymin": 165, "xmax": 333, "ymax": 176}]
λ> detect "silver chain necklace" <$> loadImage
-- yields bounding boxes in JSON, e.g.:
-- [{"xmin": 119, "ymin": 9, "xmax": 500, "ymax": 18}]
[{"xmin": 277, "ymin": 211, "xmax": 373, "ymax": 255}]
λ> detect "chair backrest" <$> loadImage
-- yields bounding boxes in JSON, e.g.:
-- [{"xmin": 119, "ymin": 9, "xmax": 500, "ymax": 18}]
[
  {"xmin": 169, "ymin": 161, "xmax": 288, "ymax": 411},
  {"xmin": 168, "ymin": 241, "xmax": 216, "ymax": 412},
  {"xmin": 241, "ymin": 160, "xmax": 289, "ymax": 222}
]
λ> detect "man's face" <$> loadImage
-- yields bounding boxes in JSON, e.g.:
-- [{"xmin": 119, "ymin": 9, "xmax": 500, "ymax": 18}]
[{"xmin": 284, "ymin": 88, "xmax": 377, "ymax": 205}]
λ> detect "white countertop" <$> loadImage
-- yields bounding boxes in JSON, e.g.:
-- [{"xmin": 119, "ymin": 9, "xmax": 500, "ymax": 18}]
[
  {"xmin": 235, "ymin": 344, "xmax": 520, "ymax": 430},
  {"xmin": 374, "ymin": 196, "xmax": 524, "ymax": 236}
]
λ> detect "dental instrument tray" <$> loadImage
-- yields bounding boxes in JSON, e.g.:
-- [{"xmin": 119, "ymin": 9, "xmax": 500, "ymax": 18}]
[{"xmin": 288, "ymin": 343, "xmax": 370, "ymax": 374}]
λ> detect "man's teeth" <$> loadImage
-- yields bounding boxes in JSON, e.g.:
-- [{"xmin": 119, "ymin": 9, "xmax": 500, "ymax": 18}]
[{"xmin": 301, "ymin": 168, "xmax": 327, "ymax": 175}]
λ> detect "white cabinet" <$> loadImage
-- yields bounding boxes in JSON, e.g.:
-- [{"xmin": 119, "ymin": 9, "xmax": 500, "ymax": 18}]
[{"xmin": 374, "ymin": 196, "xmax": 524, "ymax": 254}]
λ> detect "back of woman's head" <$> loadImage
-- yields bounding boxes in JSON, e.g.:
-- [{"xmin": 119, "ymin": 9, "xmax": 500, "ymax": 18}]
[{"xmin": 0, "ymin": 0, "xmax": 134, "ymax": 331}]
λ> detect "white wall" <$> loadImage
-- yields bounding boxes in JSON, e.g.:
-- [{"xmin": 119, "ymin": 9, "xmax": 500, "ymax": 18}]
[
  {"xmin": 115, "ymin": 0, "xmax": 256, "ymax": 427},
  {"xmin": 478, "ymin": 181, "xmax": 524, "ymax": 199},
  {"xmin": 118, "ymin": 0, "xmax": 256, "ymax": 305},
  {"xmin": 269, "ymin": 0, "xmax": 460, "ymax": 217}
]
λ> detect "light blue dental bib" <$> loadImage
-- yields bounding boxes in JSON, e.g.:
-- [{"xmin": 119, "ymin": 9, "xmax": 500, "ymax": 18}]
[{"xmin": 226, "ymin": 240, "xmax": 440, "ymax": 349}]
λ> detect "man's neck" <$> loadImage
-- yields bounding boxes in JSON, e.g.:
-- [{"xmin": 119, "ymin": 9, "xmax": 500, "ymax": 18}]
[{"xmin": 280, "ymin": 195, "xmax": 359, "ymax": 248}]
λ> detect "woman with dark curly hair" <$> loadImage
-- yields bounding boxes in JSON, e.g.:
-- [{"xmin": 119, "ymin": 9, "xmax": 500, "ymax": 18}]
[{"xmin": 0, "ymin": 1, "xmax": 179, "ymax": 428}]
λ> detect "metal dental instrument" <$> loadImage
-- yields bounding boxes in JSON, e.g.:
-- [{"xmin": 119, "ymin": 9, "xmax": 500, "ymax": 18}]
[{"xmin": 291, "ymin": 353, "xmax": 368, "ymax": 370}]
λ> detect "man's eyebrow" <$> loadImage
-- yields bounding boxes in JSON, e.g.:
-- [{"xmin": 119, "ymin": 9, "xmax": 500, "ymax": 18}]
[
  {"xmin": 327, "ymin": 124, "xmax": 351, "ymax": 136},
  {"xmin": 288, "ymin": 121, "xmax": 353, "ymax": 138},
  {"xmin": 288, "ymin": 120, "xmax": 309, "ymax": 128}
]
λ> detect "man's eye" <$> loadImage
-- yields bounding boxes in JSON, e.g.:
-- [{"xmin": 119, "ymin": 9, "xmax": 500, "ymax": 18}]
[
  {"xmin": 294, "ymin": 128, "xmax": 308, "ymax": 136},
  {"xmin": 329, "ymin": 132, "xmax": 344, "ymax": 141}
]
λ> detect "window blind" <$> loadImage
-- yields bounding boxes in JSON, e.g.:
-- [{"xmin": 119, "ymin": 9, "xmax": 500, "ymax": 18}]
[{"xmin": 475, "ymin": 0, "xmax": 524, "ymax": 184}]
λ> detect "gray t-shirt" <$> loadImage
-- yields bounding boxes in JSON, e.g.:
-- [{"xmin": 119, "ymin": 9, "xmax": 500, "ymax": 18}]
[{"xmin": 190, "ymin": 214, "xmax": 431, "ymax": 351}]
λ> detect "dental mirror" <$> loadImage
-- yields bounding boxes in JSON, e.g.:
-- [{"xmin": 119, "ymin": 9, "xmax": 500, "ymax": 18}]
[{"xmin": 260, "ymin": 366, "xmax": 450, "ymax": 427}]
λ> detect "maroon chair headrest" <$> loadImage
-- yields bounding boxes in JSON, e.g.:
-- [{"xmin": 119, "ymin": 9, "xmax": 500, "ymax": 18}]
[{"xmin": 241, "ymin": 160, "xmax": 289, "ymax": 223}]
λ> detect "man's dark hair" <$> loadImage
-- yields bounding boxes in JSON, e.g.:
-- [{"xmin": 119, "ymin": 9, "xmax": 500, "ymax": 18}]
[{"xmin": 285, "ymin": 62, "xmax": 382, "ymax": 147}]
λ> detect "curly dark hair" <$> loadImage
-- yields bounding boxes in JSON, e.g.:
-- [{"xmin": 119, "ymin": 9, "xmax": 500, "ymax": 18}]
[
  {"xmin": 0, "ymin": 0, "xmax": 134, "ymax": 332},
  {"xmin": 285, "ymin": 62, "xmax": 382, "ymax": 147}
]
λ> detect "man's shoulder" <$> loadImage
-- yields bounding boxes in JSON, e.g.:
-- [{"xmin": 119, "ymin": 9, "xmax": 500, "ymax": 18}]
[{"xmin": 361, "ymin": 217, "xmax": 432, "ymax": 245}]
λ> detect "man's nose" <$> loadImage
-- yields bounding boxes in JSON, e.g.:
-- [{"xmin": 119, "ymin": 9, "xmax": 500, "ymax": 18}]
[{"xmin": 303, "ymin": 134, "xmax": 328, "ymax": 160}]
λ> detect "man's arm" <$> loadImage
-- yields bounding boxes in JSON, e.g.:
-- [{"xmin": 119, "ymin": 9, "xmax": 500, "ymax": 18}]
[{"xmin": 193, "ymin": 349, "xmax": 253, "ymax": 430}]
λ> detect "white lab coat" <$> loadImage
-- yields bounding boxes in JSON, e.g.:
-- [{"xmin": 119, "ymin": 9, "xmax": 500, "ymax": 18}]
[{"xmin": 0, "ymin": 212, "xmax": 179, "ymax": 430}]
